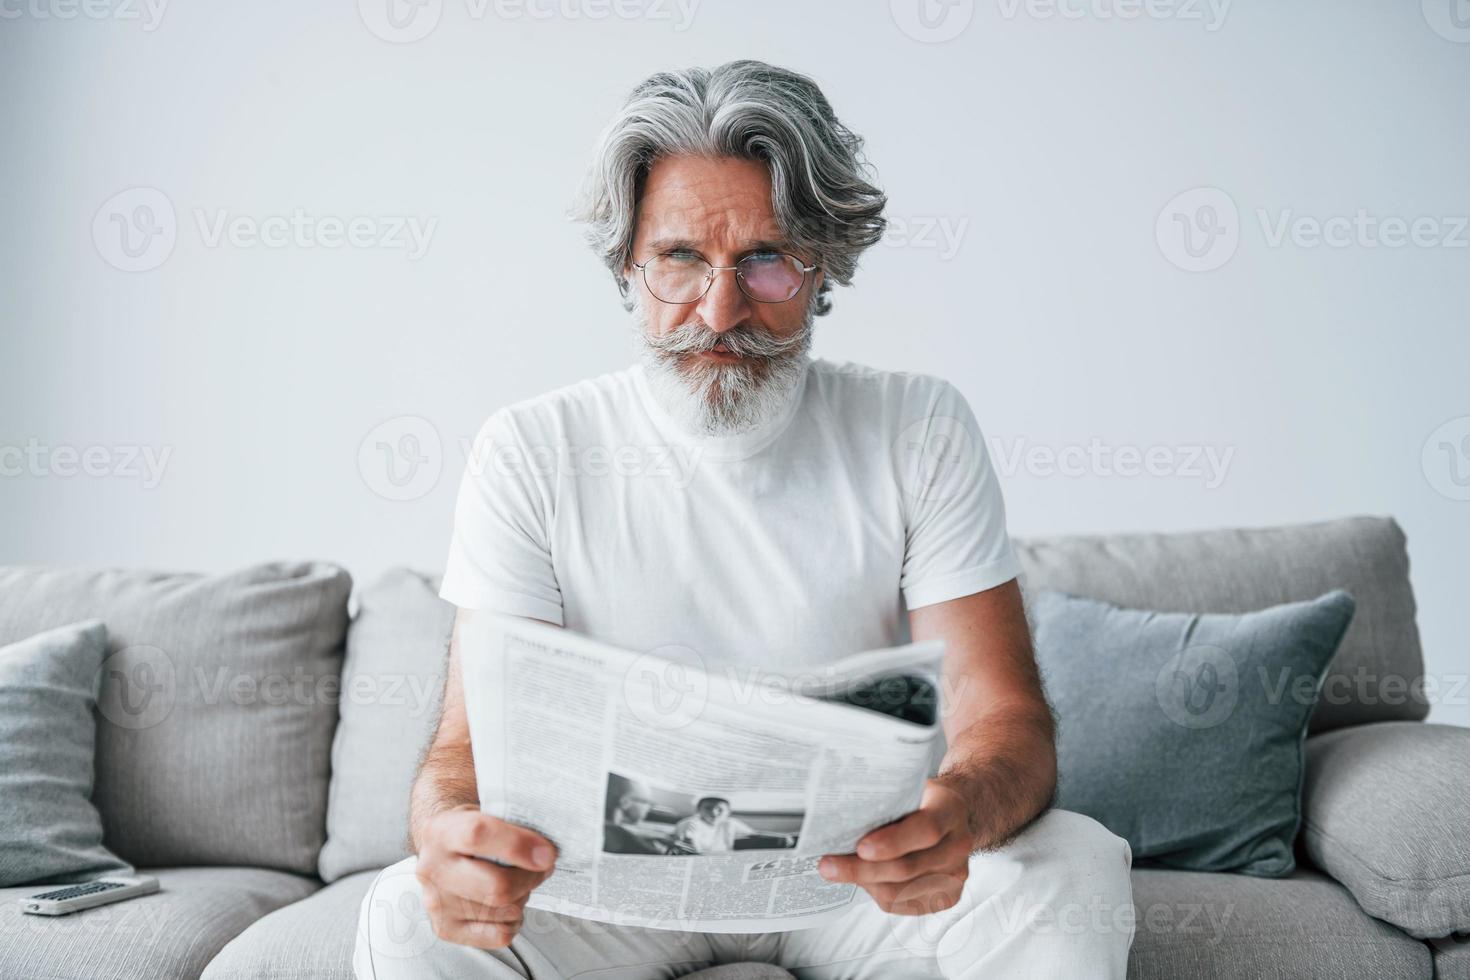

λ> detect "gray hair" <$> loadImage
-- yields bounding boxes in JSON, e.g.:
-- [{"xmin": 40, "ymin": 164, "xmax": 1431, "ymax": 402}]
[{"xmin": 571, "ymin": 60, "xmax": 887, "ymax": 317}]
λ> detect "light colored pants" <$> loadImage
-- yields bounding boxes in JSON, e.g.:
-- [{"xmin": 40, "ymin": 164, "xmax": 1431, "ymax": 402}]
[{"xmin": 354, "ymin": 809, "xmax": 1134, "ymax": 980}]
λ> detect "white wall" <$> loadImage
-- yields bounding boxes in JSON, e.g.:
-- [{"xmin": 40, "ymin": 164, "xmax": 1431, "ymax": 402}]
[{"xmin": 3, "ymin": 0, "xmax": 1467, "ymax": 724}]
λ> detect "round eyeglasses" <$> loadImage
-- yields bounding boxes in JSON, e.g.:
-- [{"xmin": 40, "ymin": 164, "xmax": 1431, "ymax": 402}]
[{"xmin": 632, "ymin": 251, "xmax": 818, "ymax": 305}]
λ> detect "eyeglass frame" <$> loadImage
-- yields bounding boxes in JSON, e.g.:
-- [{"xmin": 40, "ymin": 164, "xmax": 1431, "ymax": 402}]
[{"xmin": 630, "ymin": 250, "xmax": 819, "ymax": 305}]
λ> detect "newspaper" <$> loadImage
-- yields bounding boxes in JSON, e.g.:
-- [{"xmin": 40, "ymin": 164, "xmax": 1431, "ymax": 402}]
[{"xmin": 458, "ymin": 613, "xmax": 947, "ymax": 932}]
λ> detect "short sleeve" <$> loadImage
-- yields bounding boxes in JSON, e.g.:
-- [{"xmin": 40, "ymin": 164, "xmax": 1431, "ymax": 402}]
[
  {"xmin": 438, "ymin": 409, "xmax": 565, "ymax": 623},
  {"xmin": 896, "ymin": 380, "xmax": 1020, "ymax": 610}
]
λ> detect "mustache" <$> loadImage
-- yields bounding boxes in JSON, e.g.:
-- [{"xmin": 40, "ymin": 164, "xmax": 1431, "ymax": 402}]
[{"xmin": 645, "ymin": 319, "xmax": 810, "ymax": 360}]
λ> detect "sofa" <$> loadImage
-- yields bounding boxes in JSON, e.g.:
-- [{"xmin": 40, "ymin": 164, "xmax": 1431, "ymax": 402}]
[{"xmin": 1, "ymin": 515, "xmax": 1467, "ymax": 979}]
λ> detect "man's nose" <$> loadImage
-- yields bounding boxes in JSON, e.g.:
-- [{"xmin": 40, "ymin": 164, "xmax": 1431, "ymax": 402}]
[{"xmin": 695, "ymin": 266, "xmax": 752, "ymax": 333}]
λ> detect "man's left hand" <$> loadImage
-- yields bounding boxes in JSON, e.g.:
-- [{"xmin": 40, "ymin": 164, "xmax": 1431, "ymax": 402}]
[{"xmin": 817, "ymin": 780, "xmax": 974, "ymax": 915}]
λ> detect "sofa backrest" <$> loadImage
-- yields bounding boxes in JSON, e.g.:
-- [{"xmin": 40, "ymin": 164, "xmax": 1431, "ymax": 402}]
[
  {"xmin": 1014, "ymin": 515, "xmax": 1426, "ymax": 734},
  {"xmin": 0, "ymin": 562, "xmax": 351, "ymax": 875},
  {"xmin": 318, "ymin": 516, "xmax": 1424, "ymax": 878}
]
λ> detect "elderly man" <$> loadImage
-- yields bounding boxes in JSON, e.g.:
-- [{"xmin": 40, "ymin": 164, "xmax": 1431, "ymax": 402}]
[{"xmin": 355, "ymin": 60, "xmax": 1133, "ymax": 979}]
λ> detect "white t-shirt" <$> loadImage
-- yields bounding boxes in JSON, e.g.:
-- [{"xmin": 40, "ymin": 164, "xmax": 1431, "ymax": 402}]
[{"xmin": 440, "ymin": 357, "xmax": 1019, "ymax": 672}]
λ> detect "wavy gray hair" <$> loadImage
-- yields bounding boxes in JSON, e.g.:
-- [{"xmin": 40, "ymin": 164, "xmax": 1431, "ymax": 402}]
[{"xmin": 571, "ymin": 60, "xmax": 887, "ymax": 317}]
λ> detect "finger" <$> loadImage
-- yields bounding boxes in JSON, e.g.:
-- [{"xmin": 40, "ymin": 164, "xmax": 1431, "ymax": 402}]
[
  {"xmin": 820, "ymin": 834, "xmax": 970, "ymax": 885},
  {"xmin": 427, "ymin": 853, "xmax": 551, "ymax": 912},
  {"xmin": 435, "ymin": 915, "xmax": 521, "ymax": 950},
  {"xmin": 419, "ymin": 876, "xmax": 525, "ymax": 934},
  {"xmin": 443, "ymin": 810, "xmax": 558, "ymax": 871},
  {"xmin": 854, "ymin": 808, "xmax": 946, "ymax": 862},
  {"xmin": 867, "ymin": 873, "xmax": 966, "ymax": 915}
]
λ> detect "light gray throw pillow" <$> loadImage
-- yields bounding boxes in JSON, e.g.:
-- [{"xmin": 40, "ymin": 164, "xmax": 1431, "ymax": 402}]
[
  {"xmin": 319, "ymin": 569, "xmax": 453, "ymax": 882},
  {"xmin": 1030, "ymin": 589, "xmax": 1355, "ymax": 877},
  {"xmin": 0, "ymin": 620, "xmax": 130, "ymax": 886}
]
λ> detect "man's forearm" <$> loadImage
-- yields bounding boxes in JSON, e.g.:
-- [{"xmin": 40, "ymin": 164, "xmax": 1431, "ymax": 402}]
[
  {"xmin": 409, "ymin": 743, "xmax": 479, "ymax": 852},
  {"xmin": 935, "ymin": 698, "xmax": 1057, "ymax": 852}
]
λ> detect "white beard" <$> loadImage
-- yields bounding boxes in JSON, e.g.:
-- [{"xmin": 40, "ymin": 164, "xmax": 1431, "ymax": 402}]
[{"xmin": 632, "ymin": 293, "xmax": 815, "ymax": 438}]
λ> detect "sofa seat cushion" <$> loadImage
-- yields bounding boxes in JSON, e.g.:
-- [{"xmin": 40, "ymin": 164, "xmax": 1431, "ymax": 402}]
[
  {"xmin": 202, "ymin": 876, "xmax": 796, "ymax": 980},
  {"xmin": 202, "ymin": 870, "xmax": 373, "ymax": 980},
  {"xmin": 205, "ymin": 866, "xmax": 1431, "ymax": 980},
  {"xmin": 1127, "ymin": 867, "xmax": 1430, "ymax": 979},
  {"xmin": 0, "ymin": 866, "xmax": 319, "ymax": 980}
]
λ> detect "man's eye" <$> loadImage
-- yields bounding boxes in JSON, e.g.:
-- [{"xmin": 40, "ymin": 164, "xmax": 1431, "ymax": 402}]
[
  {"xmin": 742, "ymin": 251, "xmax": 783, "ymax": 265},
  {"xmin": 664, "ymin": 251, "xmax": 703, "ymax": 264}
]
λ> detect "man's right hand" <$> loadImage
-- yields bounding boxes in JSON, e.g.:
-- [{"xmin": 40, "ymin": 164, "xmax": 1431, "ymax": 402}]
[{"xmin": 414, "ymin": 804, "xmax": 558, "ymax": 950}]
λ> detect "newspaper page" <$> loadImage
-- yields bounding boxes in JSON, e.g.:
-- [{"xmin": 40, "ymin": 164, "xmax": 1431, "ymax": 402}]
[{"xmin": 458, "ymin": 613, "xmax": 947, "ymax": 932}]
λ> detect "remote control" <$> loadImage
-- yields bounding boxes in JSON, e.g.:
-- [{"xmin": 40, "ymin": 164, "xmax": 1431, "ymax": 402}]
[{"xmin": 19, "ymin": 874, "xmax": 160, "ymax": 916}]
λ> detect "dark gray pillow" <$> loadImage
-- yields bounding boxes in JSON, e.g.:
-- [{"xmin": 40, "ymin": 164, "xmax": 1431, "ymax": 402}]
[
  {"xmin": 0, "ymin": 620, "xmax": 130, "ymax": 886},
  {"xmin": 1030, "ymin": 589, "xmax": 1355, "ymax": 877}
]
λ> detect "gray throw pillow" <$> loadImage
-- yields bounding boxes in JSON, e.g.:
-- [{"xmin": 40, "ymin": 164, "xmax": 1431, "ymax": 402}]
[
  {"xmin": 1029, "ymin": 589, "xmax": 1356, "ymax": 876},
  {"xmin": 0, "ymin": 620, "xmax": 130, "ymax": 886},
  {"xmin": 1303, "ymin": 721, "xmax": 1470, "ymax": 938}
]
